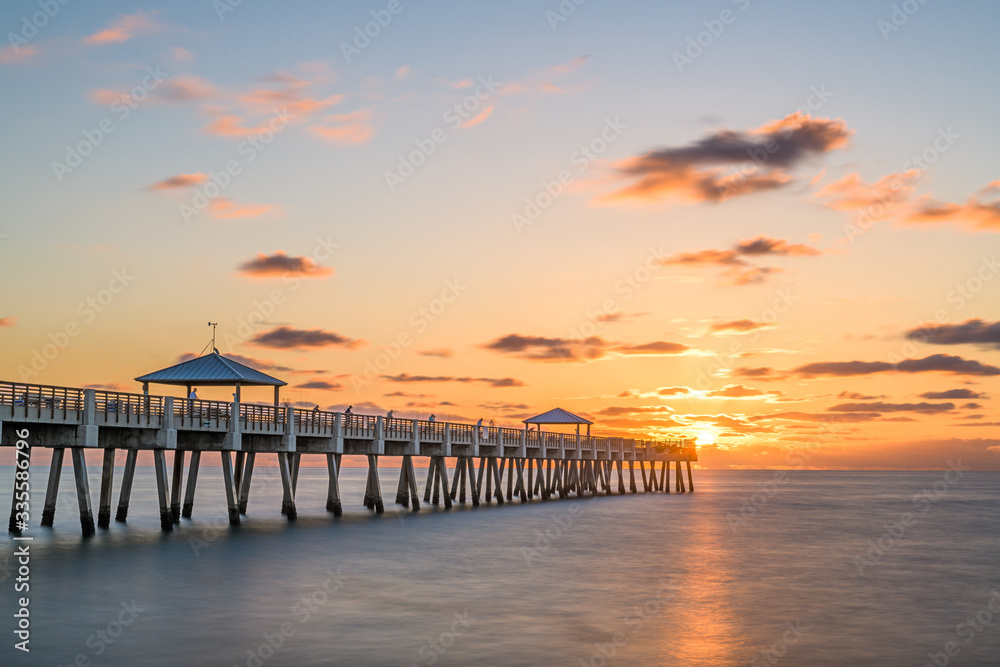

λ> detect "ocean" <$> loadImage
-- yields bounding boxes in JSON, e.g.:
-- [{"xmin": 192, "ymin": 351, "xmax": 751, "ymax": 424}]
[{"xmin": 1, "ymin": 465, "xmax": 998, "ymax": 666}]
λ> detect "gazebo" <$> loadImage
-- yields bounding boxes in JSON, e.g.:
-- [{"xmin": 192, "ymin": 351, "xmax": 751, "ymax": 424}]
[
  {"xmin": 134, "ymin": 350, "xmax": 287, "ymax": 405},
  {"xmin": 523, "ymin": 407, "xmax": 593, "ymax": 437}
]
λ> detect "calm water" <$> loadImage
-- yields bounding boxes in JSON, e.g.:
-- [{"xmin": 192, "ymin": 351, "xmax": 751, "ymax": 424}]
[{"xmin": 1, "ymin": 465, "xmax": 998, "ymax": 666}]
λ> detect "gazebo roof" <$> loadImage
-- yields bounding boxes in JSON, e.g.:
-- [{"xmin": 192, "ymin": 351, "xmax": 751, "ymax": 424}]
[
  {"xmin": 135, "ymin": 351, "xmax": 287, "ymax": 387},
  {"xmin": 523, "ymin": 407, "xmax": 593, "ymax": 425}
]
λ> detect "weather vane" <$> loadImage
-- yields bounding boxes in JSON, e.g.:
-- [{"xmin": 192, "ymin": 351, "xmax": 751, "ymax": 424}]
[{"xmin": 208, "ymin": 321, "xmax": 218, "ymax": 353}]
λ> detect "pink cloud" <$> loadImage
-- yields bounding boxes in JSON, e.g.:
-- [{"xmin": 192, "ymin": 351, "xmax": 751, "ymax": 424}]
[{"xmin": 84, "ymin": 11, "xmax": 162, "ymax": 45}]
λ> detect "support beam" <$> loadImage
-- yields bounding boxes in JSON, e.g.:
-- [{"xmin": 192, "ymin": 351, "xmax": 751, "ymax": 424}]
[
  {"xmin": 396, "ymin": 459, "xmax": 411, "ymax": 507},
  {"xmin": 628, "ymin": 460, "xmax": 637, "ymax": 494},
  {"xmin": 423, "ymin": 458, "xmax": 435, "ymax": 503},
  {"xmin": 237, "ymin": 452, "xmax": 254, "ymax": 515},
  {"xmin": 326, "ymin": 453, "xmax": 343, "ymax": 516},
  {"xmin": 278, "ymin": 452, "xmax": 297, "ymax": 520},
  {"xmin": 686, "ymin": 460, "xmax": 694, "ymax": 492},
  {"xmin": 170, "ymin": 450, "xmax": 185, "ymax": 524},
  {"xmin": 431, "ymin": 458, "xmax": 442, "ymax": 505},
  {"xmin": 467, "ymin": 458, "xmax": 480, "ymax": 507},
  {"xmin": 98, "ymin": 448, "xmax": 116, "ymax": 528},
  {"xmin": 405, "ymin": 455, "xmax": 420, "ymax": 511},
  {"xmin": 220, "ymin": 451, "xmax": 240, "ymax": 526},
  {"xmin": 367, "ymin": 455, "xmax": 384, "ymax": 513},
  {"xmin": 476, "ymin": 457, "xmax": 487, "ymax": 505},
  {"xmin": 115, "ymin": 449, "xmax": 137, "ymax": 522},
  {"xmin": 457, "ymin": 460, "xmax": 467, "ymax": 504},
  {"xmin": 41, "ymin": 448, "xmax": 65, "ymax": 527},
  {"xmin": 183, "ymin": 451, "xmax": 202, "ymax": 518},
  {"xmin": 436, "ymin": 457, "xmax": 452, "ymax": 509},
  {"xmin": 675, "ymin": 459, "xmax": 686, "ymax": 493},
  {"xmin": 449, "ymin": 458, "xmax": 461, "ymax": 501},
  {"xmin": 505, "ymin": 458, "xmax": 514, "ymax": 502},
  {"xmin": 233, "ymin": 451, "xmax": 246, "ymax": 501},
  {"xmin": 616, "ymin": 460, "xmax": 626, "ymax": 494},
  {"xmin": 492, "ymin": 458, "xmax": 504, "ymax": 504},
  {"xmin": 291, "ymin": 452, "xmax": 301, "ymax": 496},
  {"xmin": 152, "ymin": 449, "xmax": 171, "ymax": 532}
]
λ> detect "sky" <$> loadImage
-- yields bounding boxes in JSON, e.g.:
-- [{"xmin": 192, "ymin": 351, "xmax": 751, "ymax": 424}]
[{"xmin": 1, "ymin": 0, "xmax": 999, "ymax": 470}]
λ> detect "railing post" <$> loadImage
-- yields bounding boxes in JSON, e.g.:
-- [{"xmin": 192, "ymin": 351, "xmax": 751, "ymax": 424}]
[
  {"xmin": 410, "ymin": 419, "xmax": 420, "ymax": 453},
  {"xmin": 333, "ymin": 413, "xmax": 344, "ymax": 453}
]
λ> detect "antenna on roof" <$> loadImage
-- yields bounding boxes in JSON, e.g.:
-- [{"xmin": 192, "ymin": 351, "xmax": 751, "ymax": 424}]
[{"xmin": 208, "ymin": 322, "xmax": 219, "ymax": 354}]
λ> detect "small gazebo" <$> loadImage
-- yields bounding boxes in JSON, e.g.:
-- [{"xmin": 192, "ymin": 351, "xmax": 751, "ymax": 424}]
[
  {"xmin": 523, "ymin": 407, "xmax": 593, "ymax": 437},
  {"xmin": 134, "ymin": 350, "xmax": 287, "ymax": 405}
]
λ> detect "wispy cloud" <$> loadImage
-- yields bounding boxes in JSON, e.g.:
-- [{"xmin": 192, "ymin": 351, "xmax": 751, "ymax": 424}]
[
  {"xmin": 482, "ymin": 334, "xmax": 694, "ymax": 363},
  {"xmin": 84, "ymin": 10, "xmax": 163, "ymax": 45},
  {"xmin": 250, "ymin": 326, "xmax": 365, "ymax": 350},
  {"xmin": 381, "ymin": 373, "xmax": 524, "ymax": 388},
  {"xmin": 238, "ymin": 251, "xmax": 333, "ymax": 279},
  {"xmin": 661, "ymin": 235, "xmax": 822, "ymax": 286}
]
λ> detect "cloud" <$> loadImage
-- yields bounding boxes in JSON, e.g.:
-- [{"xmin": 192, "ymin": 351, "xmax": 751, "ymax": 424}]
[
  {"xmin": 296, "ymin": 381, "xmax": 343, "ymax": 391},
  {"xmin": 460, "ymin": 104, "xmax": 494, "ymax": 129},
  {"xmin": 813, "ymin": 170, "xmax": 920, "ymax": 212},
  {"xmin": 837, "ymin": 391, "xmax": 884, "ymax": 400},
  {"xmin": 709, "ymin": 319, "xmax": 774, "ymax": 335},
  {"xmin": 250, "ymin": 326, "xmax": 364, "ymax": 350},
  {"xmin": 919, "ymin": 389, "xmax": 986, "ymax": 400},
  {"xmin": 204, "ymin": 114, "xmax": 288, "ymax": 138},
  {"xmin": 904, "ymin": 191, "xmax": 1000, "ymax": 232},
  {"xmin": 148, "ymin": 173, "xmax": 208, "ymax": 189},
  {"xmin": 84, "ymin": 11, "xmax": 162, "ymax": 45},
  {"xmin": 794, "ymin": 353, "xmax": 1000, "ymax": 377},
  {"xmin": 381, "ymin": 373, "xmax": 524, "ymax": 388},
  {"xmin": 418, "ymin": 348, "xmax": 453, "ymax": 358},
  {"xmin": 599, "ymin": 112, "xmax": 850, "ymax": 205},
  {"xmin": 732, "ymin": 366, "xmax": 791, "ymax": 382},
  {"xmin": 481, "ymin": 334, "xmax": 692, "ymax": 362},
  {"xmin": 0, "ymin": 317, "xmax": 16, "ymax": 327},
  {"xmin": 704, "ymin": 384, "xmax": 778, "ymax": 399},
  {"xmin": 238, "ymin": 251, "xmax": 333, "ymax": 279},
  {"xmin": 309, "ymin": 109, "xmax": 375, "ymax": 145},
  {"xmin": 661, "ymin": 235, "xmax": 822, "ymax": 286},
  {"xmin": 828, "ymin": 402, "xmax": 955, "ymax": 414},
  {"xmin": 171, "ymin": 47, "xmax": 194, "ymax": 62},
  {"xmin": 207, "ymin": 198, "xmax": 277, "ymax": 220},
  {"xmin": 0, "ymin": 44, "xmax": 39, "ymax": 64},
  {"xmin": 394, "ymin": 65, "xmax": 413, "ymax": 79},
  {"xmin": 658, "ymin": 386, "xmax": 692, "ymax": 396},
  {"xmin": 907, "ymin": 319, "xmax": 1000, "ymax": 349}
]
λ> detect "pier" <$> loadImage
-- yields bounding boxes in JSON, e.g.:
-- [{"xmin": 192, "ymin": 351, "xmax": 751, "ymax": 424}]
[{"xmin": 1, "ymin": 371, "xmax": 697, "ymax": 537}]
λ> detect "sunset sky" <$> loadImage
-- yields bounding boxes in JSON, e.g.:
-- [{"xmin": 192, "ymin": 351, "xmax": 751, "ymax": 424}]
[{"xmin": 2, "ymin": 0, "xmax": 999, "ymax": 469}]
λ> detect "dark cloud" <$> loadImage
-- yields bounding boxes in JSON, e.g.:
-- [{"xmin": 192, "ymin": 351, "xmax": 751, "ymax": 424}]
[
  {"xmin": 418, "ymin": 348, "xmax": 453, "ymax": 358},
  {"xmin": 907, "ymin": 319, "xmax": 1000, "ymax": 349},
  {"xmin": 828, "ymin": 402, "xmax": 955, "ymax": 414},
  {"xmin": 249, "ymin": 326, "xmax": 364, "ymax": 350},
  {"xmin": 709, "ymin": 319, "xmax": 773, "ymax": 335},
  {"xmin": 732, "ymin": 367, "xmax": 791, "ymax": 382},
  {"xmin": 794, "ymin": 354, "xmax": 1000, "ymax": 377},
  {"xmin": 755, "ymin": 411, "xmax": 883, "ymax": 423},
  {"xmin": 601, "ymin": 112, "xmax": 851, "ymax": 204},
  {"xmin": 658, "ymin": 386, "xmax": 692, "ymax": 396},
  {"xmin": 482, "ymin": 334, "xmax": 691, "ymax": 362},
  {"xmin": 296, "ymin": 381, "xmax": 343, "ymax": 390},
  {"xmin": 381, "ymin": 373, "xmax": 525, "ymax": 388},
  {"xmin": 704, "ymin": 384, "xmax": 778, "ymax": 399},
  {"xmin": 919, "ymin": 388, "xmax": 986, "ymax": 400},
  {"xmin": 661, "ymin": 235, "xmax": 821, "ymax": 286},
  {"xmin": 239, "ymin": 251, "xmax": 333, "ymax": 278},
  {"xmin": 837, "ymin": 391, "xmax": 884, "ymax": 400}
]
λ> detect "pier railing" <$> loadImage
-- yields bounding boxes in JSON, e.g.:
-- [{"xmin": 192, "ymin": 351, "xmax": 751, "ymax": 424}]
[{"xmin": 0, "ymin": 379, "xmax": 697, "ymax": 459}]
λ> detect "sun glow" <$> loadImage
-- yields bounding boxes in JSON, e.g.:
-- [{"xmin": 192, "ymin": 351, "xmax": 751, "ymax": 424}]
[{"xmin": 695, "ymin": 431, "xmax": 716, "ymax": 446}]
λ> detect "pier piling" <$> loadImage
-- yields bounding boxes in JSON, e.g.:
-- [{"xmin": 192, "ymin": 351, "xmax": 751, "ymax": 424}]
[
  {"xmin": 115, "ymin": 449, "xmax": 137, "ymax": 522},
  {"xmin": 41, "ymin": 448, "xmax": 65, "ymax": 527}
]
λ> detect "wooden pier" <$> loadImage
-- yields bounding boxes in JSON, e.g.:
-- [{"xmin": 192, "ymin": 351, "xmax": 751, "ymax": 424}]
[{"xmin": 1, "ymin": 380, "xmax": 697, "ymax": 536}]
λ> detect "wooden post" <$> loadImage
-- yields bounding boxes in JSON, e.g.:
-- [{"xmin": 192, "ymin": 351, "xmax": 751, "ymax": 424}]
[
  {"xmin": 278, "ymin": 452, "xmax": 297, "ymax": 520},
  {"xmin": 436, "ymin": 458, "xmax": 452, "ymax": 509},
  {"xmin": 70, "ymin": 447, "xmax": 96, "ymax": 536},
  {"xmin": 431, "ymin": 458, "xmax": 442, "ymax": 505},
  {"xmin": 449, "ymin": 458, "xmax": 461, "ymax": 501},
  {"xmin": 115, "ymin": 449, "xmax": 137, "ymax": 522},
  {"xmin": 170, "ymin": 450, "xmax": 185, "ymax": 524},
  {"xmin": 396, "ymin": 458, "xmax": 411, "ymax": 506},
  {"xmin": 676, "ymin": 459, "xmax": 686, "ymax": 492},
  {"xmin": 467, "ymin": 458, "xmax": 479, "ymax": 507},
  {"xmin": 628, "ymin": 460, "xmax": 637, "ymax": 494},
  {"xmin": 41, "ymin": 448, "xmax": 65, "ymax": 527},
  {"xmin": 368, "ymin": 455, "xmax": 384, "ymax": 513},
  {"xmin": 505, "ymin": 458, "xmax": 514, "ymax": 501},
  {"xmin": 616, "ymin": 460, "xmax": 626, "ymax": 494},
  {"xmin": 233, "ymin": 451, "xmax": 246, "ymax": 500},
  {"xmin": 221, "ymin": 451, "xmax": 240, "ymax": 526},
  {"xmin": 237, "ymin": 451, "xmax": 253, "ymax": 515},
  {"xmin": 475, "ymin": 458, "xmax": 486, "ymax": 505},
  {"xmin": 686, "ymin": 460, "xmax": 694, "ymax": 492},
  {"xmin": 326, "ymin": 453, "xmax": 343, "ymax": 516},
  {"xmin": 183, "ymin": 451, "xmax": 202, "ymax": 518},
  {"xmin": 423, "ymin": 458, "xmax": 435, "ymax": 503},
  {"xmin": 97, "ymin": 448, "xmax": 116, "ymax": 528},
  {"xmin": 152, "ymin": 449, "xmax": 172, "ymax": 532},
  {"xmin": 405, "ymin": 455, "xmax": 420, "ymax": 511}
]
